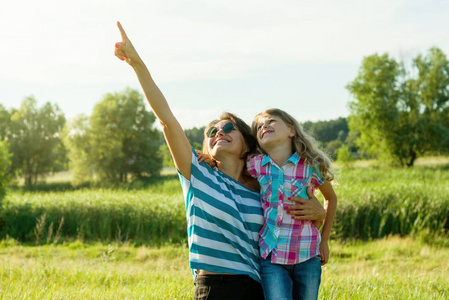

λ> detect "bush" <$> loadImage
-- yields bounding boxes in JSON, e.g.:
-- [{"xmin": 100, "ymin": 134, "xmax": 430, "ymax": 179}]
[{"xmin": 337, "ymin": 145, "xmax": 355, "ymax": 167}]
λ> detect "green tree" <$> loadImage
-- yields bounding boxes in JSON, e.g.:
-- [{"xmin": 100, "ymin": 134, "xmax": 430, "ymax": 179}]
[
  {"xmin": 344, "ymin": 130, "xmax": 360, "ymax": 155},
  {"xmin": 65, "ymin": 88, "xmax": 162, "ymax": 183},
  {"xmin": 0, "ymin": 105, "xmax": 11, "ymax": 199},
  {"xmin": 62, "ymin": 115, "xmax": 93, "ymax": 184},
  {"xmin": 303, "ymin": 118, "xmax": 349, "ymax": 144},
  {"xmin": 347, "ymin": 48, "xmax": 449, "ymax": 167},
  {"xmin": 0, "ymin": 141, "xmax": 11, "ymax": 201},
  {"xmin": 185, "ymin": 126, "xmax": 205, "ymax": 150},
  {"xmin": 302, "ymin": 118, "xmax": 350, "ymax": 159},
  {"xmin": 336, "ymin": 145, "xmax": 355, "ymax": 168},
  {"xmin": 159, "ymin": 143, "xmax": 175, "ymax": 168},
  {"xmin": 159, "ymin": 126, "xmax": 206, "ymax": 169},
  {"xmin": 8, "ymin": 97, "xmax": 66, "ymax": 185},
  {"xmin": 0, "ymin": 104, "xmax": 10, "ymax": 140},
  {"xmin": 413, "ymin": 48, "xmax": 449, "ymax": 154},
  {"xmin": 326, "ymin": 140, "xmax": 343, "ymax": 159}
]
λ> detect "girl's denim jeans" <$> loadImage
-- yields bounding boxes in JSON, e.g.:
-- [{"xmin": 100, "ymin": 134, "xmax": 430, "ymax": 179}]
[{"xmin": 261, "ymin": 255, "xmax": 322, "ymax": 300}]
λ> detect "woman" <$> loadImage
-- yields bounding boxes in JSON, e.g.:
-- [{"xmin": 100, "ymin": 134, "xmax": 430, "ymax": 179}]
[{"xmin": 114, "ymin": 22, "xmax": 325, "ymax": 300}]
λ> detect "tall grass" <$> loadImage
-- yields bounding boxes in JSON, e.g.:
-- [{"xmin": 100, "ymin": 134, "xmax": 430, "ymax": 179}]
[
  {"xmin": 1, "ymin": 165, "xmax": 448, "ymax": 244},
  {"xmin": 331, "ymin": 166, "xmax": 449, "ymax": 240},
  {"xmin": 1, "ymin": 176, "xmax": 186, "ymax": 245}
]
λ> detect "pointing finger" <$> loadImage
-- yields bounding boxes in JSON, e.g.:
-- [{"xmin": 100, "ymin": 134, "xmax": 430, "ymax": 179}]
[{"xmin": 117, "ymin": 21, "xmax": 129, "ymax": 42}]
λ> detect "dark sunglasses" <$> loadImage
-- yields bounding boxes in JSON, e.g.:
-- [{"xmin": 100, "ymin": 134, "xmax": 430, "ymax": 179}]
[{"xmin": 206, "ymin": 122, "xmax": 236, "ymax": 138}]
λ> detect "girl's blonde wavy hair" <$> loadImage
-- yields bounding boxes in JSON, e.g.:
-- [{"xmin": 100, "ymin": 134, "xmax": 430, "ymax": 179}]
[{"xmin": 252, "ymin": 108, "xmax": 334, "ymax": 182}]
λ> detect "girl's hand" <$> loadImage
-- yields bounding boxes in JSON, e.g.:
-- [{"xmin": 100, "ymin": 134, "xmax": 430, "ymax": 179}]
[
  {"xmin": 195, "ymin": 150, "xmax": 217, "ymax": 167},
  {"xmin": 115, "ymin": 21, "xmax": 141, "ymax": 66},
  {"xmin": 319, "ymin": 240, "xmax": 329, "ymax": 265},
  {"xmin": 286, "ymin": 187, "xmax": 325, "ymax": 221}
]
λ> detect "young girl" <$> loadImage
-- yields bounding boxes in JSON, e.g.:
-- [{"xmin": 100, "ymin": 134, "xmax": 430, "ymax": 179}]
[
  {"xmin": 198, "ymin": 108, "xmax": 337, "ymax": 299},
  {"xmin": 249, "ymin": 108, "xmax": 337, "ymax": 300}
]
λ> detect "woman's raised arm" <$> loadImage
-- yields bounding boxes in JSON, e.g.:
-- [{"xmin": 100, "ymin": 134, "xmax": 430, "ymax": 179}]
[{"xmin": 115, "ymin": 22, "xmax": 192, "ymax": 179}]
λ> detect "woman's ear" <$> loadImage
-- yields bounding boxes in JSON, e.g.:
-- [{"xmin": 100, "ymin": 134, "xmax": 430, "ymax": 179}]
[{"xmin": 244, "ymin": 146, "xmax": 250, "ymax": 155}]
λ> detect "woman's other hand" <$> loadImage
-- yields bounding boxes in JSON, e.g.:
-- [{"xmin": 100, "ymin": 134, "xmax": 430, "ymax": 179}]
[{"xmin": 286, "ymin": 187, "xmax": 325, "ymax": 221}]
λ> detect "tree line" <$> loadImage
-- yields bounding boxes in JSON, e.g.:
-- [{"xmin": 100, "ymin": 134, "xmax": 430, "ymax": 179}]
[
  {"xmin": 0, "ymin": 47, "xmax": 448, "ymax": 193},
  {"xmin": 0, "ymin": 89, "xmax": 163, "ymax": 188}
]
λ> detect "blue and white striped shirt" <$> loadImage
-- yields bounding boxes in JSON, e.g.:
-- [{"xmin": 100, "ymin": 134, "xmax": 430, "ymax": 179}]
[{"xmin": 178, "ymin": 149, "xmax": 264, "ymax": 283}]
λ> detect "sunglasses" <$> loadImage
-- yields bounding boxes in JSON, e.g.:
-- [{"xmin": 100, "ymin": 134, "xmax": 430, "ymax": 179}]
[{"xmin": 206, "ymin": 122, "xmax": 236, "ymax": 138}]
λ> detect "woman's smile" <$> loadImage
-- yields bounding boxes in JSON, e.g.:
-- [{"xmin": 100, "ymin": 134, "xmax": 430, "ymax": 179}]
[{"xmin": 213, "ymin": 137, "xmax": 231, "ymax": 146}]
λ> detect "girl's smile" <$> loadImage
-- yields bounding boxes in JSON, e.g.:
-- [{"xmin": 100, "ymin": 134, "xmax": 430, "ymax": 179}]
[
  {"xmin": 261, "ymin": 129, "xmax": 274, "ymax": 138},
  {"xmin": 257, "ymin": 115, "xmax": 293, "ymax": 146}
]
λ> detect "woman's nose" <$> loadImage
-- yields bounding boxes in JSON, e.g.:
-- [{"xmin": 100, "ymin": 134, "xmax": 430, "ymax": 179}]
[{"xmin": 211, "ymin": 127, "xmax": 224, "ymax": 137}]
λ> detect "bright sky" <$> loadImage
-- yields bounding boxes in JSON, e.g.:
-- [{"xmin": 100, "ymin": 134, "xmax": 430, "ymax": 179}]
[{"xmin": 1, "ymin": 0, "xmax": 448, "ymax": 129}]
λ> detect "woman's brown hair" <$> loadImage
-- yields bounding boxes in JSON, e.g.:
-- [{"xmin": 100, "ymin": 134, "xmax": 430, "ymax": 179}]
[{"xmin": 202, "ymin": 112, "xmax": 258, "ymax": 162}]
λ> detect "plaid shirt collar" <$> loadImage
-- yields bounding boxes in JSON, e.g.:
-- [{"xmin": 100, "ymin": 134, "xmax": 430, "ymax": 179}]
[{"xmin": 261, "ymin": 152, "xmax": 301, "ymax": 167}]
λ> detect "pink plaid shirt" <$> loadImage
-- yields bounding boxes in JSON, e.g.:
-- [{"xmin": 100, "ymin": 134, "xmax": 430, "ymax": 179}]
[{"xmin": 247, "ymin": 153, "xmax": 325, "ymax": 265}]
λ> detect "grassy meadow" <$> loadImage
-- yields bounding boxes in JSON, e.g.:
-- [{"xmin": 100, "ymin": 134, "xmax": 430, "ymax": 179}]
[
  {"xmin": 0, "ymin": 157, "xmax": 448, "ymax": 299},
  {"xmin": 0, "ymin": 237, "xmax": 447, "ymax": 299}
]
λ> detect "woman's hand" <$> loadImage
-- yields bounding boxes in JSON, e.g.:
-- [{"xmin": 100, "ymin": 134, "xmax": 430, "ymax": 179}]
[
  {"xmin": 286, "ymin": 187, "xmax": 325, "ymax": 221},
  {"xmin": 114, "ymin": 21, "xmax": 141, "ymax": 66}
]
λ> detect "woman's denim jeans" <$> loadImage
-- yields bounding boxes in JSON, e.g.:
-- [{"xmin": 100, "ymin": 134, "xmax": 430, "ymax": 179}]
[{"xmin": 261, "ymin": 255, "xmax": 322, "ymax": 300}]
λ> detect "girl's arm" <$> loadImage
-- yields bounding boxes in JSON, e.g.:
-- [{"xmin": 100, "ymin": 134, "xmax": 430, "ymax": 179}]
[
  {"xmin": 317, "ymin": 181, "xmax": 337, "ymax": 265},
  {"xmin": 115, "ymin": 22, "xmax": 192, "ymax": 179}
]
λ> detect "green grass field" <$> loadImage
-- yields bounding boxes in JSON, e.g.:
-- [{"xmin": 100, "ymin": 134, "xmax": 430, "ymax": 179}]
[
  {"xmin": 0, "ymin": 237, "xmax": 447, "ymax": 299},
  {"xmin": 0, "ymin": 157, "xmax": 448, "ymax": 299}
]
